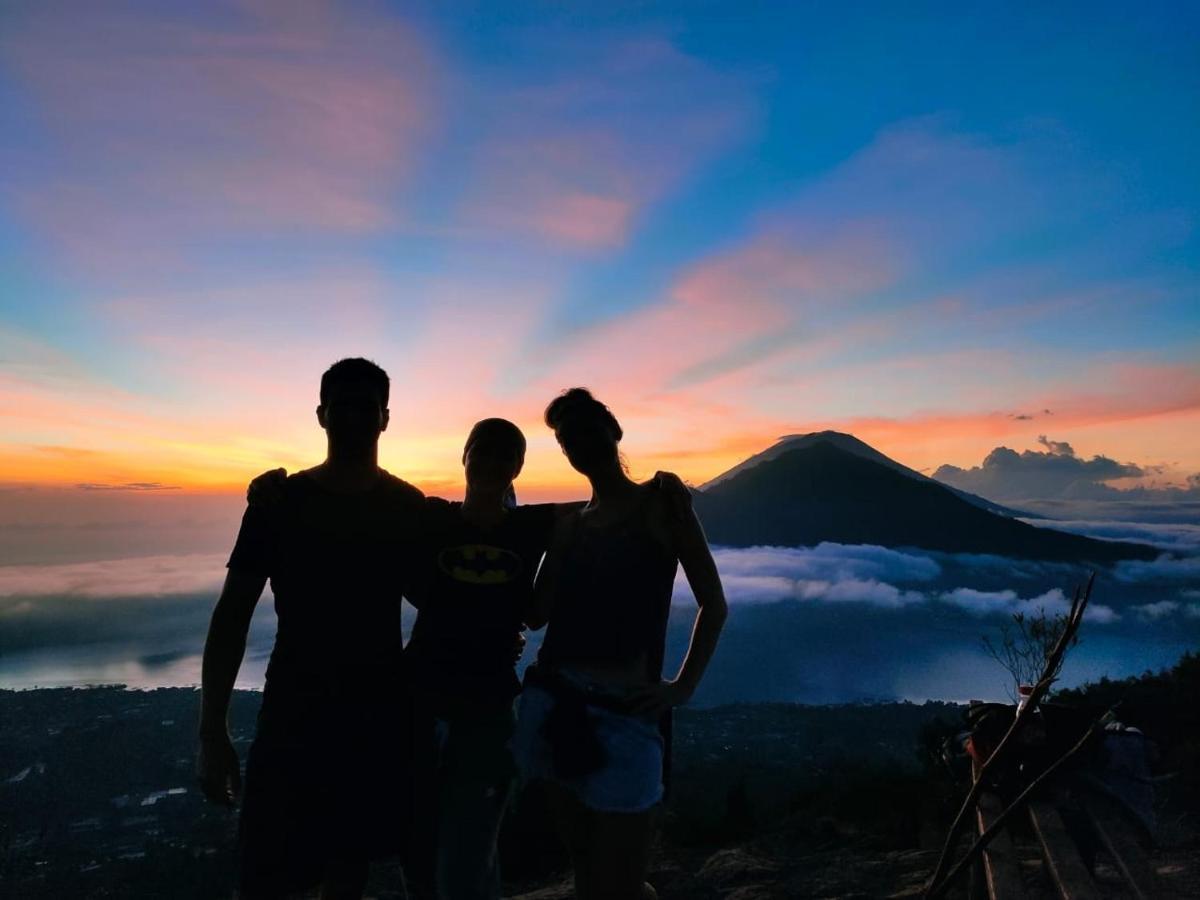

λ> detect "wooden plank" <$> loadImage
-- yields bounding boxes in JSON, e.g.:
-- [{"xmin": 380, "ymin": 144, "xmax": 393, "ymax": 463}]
[
  {"xmin": 975, "ymin": 790, "xmax": 1026, "ymax": 899},
  {"xmin": 1079, "ymin": 793, "xmax": 1155, "ymax": 900},
  {"xmin": 1028, "ymin": 800, "xmax": 1095, "ymax": 900}
]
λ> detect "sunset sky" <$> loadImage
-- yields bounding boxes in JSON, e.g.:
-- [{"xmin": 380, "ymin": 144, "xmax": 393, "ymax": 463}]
[{"xmin": 2, "ymin": 0, "xmax": 1198, "ymax": 506}]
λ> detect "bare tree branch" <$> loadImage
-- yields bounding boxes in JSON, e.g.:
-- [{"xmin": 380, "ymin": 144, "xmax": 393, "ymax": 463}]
[{"xmin": 982, "ymin": 605, "xmax": 1078, "ymax": 701}]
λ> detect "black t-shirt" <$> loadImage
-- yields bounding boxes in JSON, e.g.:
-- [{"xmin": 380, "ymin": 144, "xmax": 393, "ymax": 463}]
[
  {"xmin": 226, "ymin": 469, "xmax": 425, "ymax": 696},
  {"xmin": 404, "ymin": 499, "xmax": 557, "ymax": 708}
]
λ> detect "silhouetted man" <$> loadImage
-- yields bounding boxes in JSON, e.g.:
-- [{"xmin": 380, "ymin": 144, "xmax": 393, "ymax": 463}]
[{"xmin": 197, "ymin": 358, "xmax": 424, "ymax": 900}]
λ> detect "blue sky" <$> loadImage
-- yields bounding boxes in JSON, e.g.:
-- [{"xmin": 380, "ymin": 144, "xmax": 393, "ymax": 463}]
[{"xmin": 0, "ymin": 0, "xmax": 1196, "ymax": 494}]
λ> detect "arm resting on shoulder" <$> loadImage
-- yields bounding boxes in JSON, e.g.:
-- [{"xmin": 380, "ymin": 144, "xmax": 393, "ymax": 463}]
[
  {"xmin": 524, "ymin": 507, "xmax": 577, "ymax": 630},
  {"xmin": 246, "ymin": 467, "xmax": 288, "ymax": 506},
  {"xmin": 525, "ymin": 545, "xmax": 560, "ymax": 631}
]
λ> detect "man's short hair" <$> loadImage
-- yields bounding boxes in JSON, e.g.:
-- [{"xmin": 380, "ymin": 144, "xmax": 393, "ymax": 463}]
[{"xmin": 320, "ymin": 358, "xmax": 390, "ymax": 407}]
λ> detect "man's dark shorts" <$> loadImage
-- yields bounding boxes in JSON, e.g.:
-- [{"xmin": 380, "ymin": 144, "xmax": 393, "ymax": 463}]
[{"xmin": 237, "ymin": 684, "xmax": 413, "ymax": 896}]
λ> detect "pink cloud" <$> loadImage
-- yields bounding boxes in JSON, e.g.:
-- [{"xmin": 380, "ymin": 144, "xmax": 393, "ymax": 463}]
[
  {"xmin": 482, "ymin": 190, "xmax": 635, "ymax": 250},
  {"xmin": 459, "ymin": 38, "xmax": 755, "ymax": 249},
  {"xmin": 508, "ymin": 121, "xmax": 1033, "ymax": 401},
  {"xmin": 518, "ymin": 218, "xmax": 901, "ymax": 405},
  {"xmin": 2, "ymin": 0, "xmax": 439, "ymax": 275},
  {"xmin": 1048, "ymin": 362, "xmax": 1200, "ymax": 421},
  {"xmin": 102, "ymin": 267, "xmax": 398, "ymax": 397},
  {"xmin": 505, "ymin": 121, "xmax": 1197, "ymax": 453}
]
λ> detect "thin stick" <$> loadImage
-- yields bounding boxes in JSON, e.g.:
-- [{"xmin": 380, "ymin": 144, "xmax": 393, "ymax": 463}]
[
  {"xmin": 925, "ymin": 706, "xmax": 1114, "ymax": 899},
  {"xmin": 922, "ymin": 572, "xmax": 1094, "ymax": 896}
]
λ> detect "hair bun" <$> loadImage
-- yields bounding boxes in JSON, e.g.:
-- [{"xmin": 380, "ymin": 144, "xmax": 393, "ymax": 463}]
[{"xmin": 543, "ymin": 388, "xmax": 623, "ymax": 441}]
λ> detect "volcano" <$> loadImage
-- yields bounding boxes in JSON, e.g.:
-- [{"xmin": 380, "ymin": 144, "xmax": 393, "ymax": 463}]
[{"xmin": 692, "ymin": 435, "xmax": 1156, "ymax": 563}]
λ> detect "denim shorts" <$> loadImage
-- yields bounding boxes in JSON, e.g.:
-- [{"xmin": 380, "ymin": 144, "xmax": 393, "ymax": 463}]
[{"xmin": 512, "ymin": 672, "xmax": 664, "ymax": 813}]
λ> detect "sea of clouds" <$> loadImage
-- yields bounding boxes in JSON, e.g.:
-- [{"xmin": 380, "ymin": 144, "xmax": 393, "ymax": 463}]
[
  {"xmin": 2, "ymin": 514, "xmax": 1197, "ymax": 699},
  {"xmin": 6, "ymin": 539, "xmax": 1195, "ymax": 633},
  {"xmin": 668, "ymin": 540, "xmax": 1199, "ymax": 626}
]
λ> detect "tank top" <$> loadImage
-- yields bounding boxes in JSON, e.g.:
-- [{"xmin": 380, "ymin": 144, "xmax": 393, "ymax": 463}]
[{"xmin": 537, "ymin": 490, "xmax": 678, "ymax": 681}]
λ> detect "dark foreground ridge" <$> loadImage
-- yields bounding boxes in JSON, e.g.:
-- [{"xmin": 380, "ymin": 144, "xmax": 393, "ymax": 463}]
[
  {"xmin": 3, "ymin": 664, "xmax": 1198, "ymax": 898},
  {"xmin": 0, "ymin": 688, "xmax": 961, "ymax": 898},
  {"xmin": 694, "ymin": 439, "xmax": 1158, "ymax": 563}
]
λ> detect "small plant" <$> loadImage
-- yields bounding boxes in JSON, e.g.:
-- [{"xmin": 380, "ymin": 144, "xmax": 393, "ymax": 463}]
[{"xmin": 982, "ymin": 606, "xmax": 1078, "ymax": 701}]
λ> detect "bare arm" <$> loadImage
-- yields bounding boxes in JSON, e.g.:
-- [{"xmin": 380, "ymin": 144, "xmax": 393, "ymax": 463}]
[
  {"xmin": 197, "ymin": 568, "xmax": 266, "ymax": 805},
  {"xmin": 666, "ymin": 503, "xmax": 727, "ymax": 699},
  {"xmin": 628, "ymin": 499, "xmax": 727, "ymax": 714}
]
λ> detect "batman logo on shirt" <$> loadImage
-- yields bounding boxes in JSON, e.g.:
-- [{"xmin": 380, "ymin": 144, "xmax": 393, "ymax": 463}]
[{"xmin": 438, "ymin": 544, "xmax": 524, "ymax": 585}]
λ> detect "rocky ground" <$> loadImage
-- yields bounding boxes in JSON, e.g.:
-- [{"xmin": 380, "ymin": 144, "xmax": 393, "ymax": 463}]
[
  {"xmin": 500, "ymin": 844, "xmax": 1200, "ymax": 899},
  {"xmin": 500, "ymin": 818, "xmax": 1200, "ymax": 899}
]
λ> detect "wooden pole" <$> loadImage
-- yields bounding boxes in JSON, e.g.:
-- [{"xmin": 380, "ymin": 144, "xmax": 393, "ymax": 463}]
[{"xmin": 922, "ymin": 573, "xmax": 1095, "ymax": 897}]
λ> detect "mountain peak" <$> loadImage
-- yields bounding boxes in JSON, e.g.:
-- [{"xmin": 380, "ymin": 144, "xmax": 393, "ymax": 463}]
[
  {"xmin": 692, "ymin": 440, "xmax": 1155, "ymax": 563},
  {"xmin": 700, "ymin": 431, "xmax": 886, "ymax": 490},
  {"xmin": 701, "ymin": 431, "xmax": 1029, "ymax": 519}
]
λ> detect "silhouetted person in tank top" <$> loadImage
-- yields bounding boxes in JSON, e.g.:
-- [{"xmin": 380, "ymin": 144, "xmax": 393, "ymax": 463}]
[{"xmin": 513, "ymin": 387, "xmax": 728, "ymax": 900}]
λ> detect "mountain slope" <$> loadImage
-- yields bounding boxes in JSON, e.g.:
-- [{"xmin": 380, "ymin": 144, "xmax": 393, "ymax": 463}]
[
  {"xmin": 693, "ymin": 440, "xmax": 1156, "ymax": 563},
  {"xmin": 701, "ymin": 431, "xmax": 1031, "ymax": 518}
]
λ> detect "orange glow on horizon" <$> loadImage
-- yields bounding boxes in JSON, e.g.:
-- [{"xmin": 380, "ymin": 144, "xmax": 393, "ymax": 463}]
[{"xmin": 5, "ymin": 401, "xmax": 1198, "ymax": 497}]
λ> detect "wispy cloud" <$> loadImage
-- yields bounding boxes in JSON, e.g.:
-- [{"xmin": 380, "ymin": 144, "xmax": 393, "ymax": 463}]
[
  {"xmin": 2, "ymin": 0, "xmax": 438, "ymax": 277},
  {"xmin": 76, "ymin": 482, "xmax": 181, "ymax": 492},
  {"xmin": 458, "ymin": 37, "xmax": 754, "ymax": 249}
]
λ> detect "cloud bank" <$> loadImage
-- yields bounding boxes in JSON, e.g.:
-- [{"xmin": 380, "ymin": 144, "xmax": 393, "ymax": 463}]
[
  {"xmin": 938, "ymin": 586, "xmax": 1119, "ymax": 623},
  {"xmin": 2, "ymin": 529, "xmax": 1195, "ymax": 686},
  {"xmin": 0, "ymin": 553, "xmax": 228, "ymax": 599},
  {"xmin": 933, "ymin": 436, "xmax": 1159, "ymax": 501},
  {"xmin": 667, "ymin": 543, "xmax": 1132, "ymax": 622},
  {"xmin": 679, "ymin": 543, "xmax": 934, "ymax": 609},
  {"xmin": 1022, "ymin": 519, "xmax": 1200, "ymax": 553}
]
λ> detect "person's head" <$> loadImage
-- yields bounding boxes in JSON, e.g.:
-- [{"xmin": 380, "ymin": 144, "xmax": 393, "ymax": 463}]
[
  {"xmin": 462, "ymin": 418, "xmax": 526, "ymax": 494},
  {"xmin": 544, "ymin": 387, "xmax": 623, "ymax": 477},
  {"xmin": 317, "ymin": 358, "xmax": 390, "ymax": 448}
]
